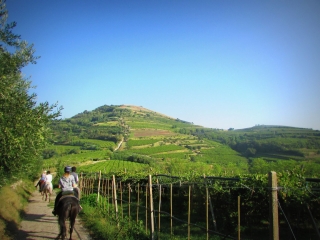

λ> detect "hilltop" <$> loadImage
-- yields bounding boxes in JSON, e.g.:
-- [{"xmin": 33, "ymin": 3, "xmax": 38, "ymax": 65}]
[{"xmin": 45, "ymin": 104, "xmax": 320, "ymax": 177}]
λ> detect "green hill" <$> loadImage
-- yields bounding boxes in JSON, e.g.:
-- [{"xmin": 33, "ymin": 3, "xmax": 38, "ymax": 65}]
[{"xmin": 44, "ymin": 105, "xmax": 320, "ymax": 177}]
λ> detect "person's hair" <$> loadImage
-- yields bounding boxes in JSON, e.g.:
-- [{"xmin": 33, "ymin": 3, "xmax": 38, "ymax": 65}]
[
  {"xmin": 63, "ymin": 172, "xmax": 70, "ymax": 177},
  {"xmin": 47, "ymin": 170, "xmax": 50, "ymax": 174},
  {"xmin": 72, "ymin": 166, "xmax": 76, "ymax": 172}
]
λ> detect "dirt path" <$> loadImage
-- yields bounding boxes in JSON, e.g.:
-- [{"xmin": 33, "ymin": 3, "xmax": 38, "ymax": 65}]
[{"xmin": 15, "ymin": 190, "xmax": 92, "ymax": 240}]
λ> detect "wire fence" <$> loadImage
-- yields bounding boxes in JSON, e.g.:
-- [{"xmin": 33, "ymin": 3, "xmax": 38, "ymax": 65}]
[{"xmin": 79, "ymin": 171, "xmax": 320, "ymax": 240}]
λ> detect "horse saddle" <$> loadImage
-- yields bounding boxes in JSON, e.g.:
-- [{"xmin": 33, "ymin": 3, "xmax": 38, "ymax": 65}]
[
  {"xmin": 61, "ymin": 190, "xmax": 75, "ymax": 196},
  {"xmin": 57, "ymin": 191, "xmax": 76, "ymax": 201}
]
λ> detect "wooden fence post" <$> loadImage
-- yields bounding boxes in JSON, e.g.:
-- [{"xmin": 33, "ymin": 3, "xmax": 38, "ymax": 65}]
[
  {"xmin": 83, "ymin": 178, "xmax": 87, "ymax": 196},
  {"xmin": 85, "ymin": 178, "xmax": 88, "ymax": 196},
  {"xmin": 146, "ymin": 184, "xmax": 148, "ymax": 235},
  {"xmin": 88, "ymin": 178, "xmax": 90, "ymax": 195},
  {"xmin": 209, "ymin": 190, "xmax": 217, "ymax": 231},
  {"xmin": 91, "ymin": 178, "xmax": 94, "ymax": 194},
  {"xmin": 170, "ymin": 183, "xmax": 173, "ymax": 237},
  {"xmin": 188, "ymin": 185, "xmax": 191, "ymax": 240},
  {"xmin": 104, "ymin": 179, "xmax": 107, "ymax": 211},
  {"xmin": 111, "ymin": 178, "xmax": 114, "ymax": 205},
  {"xmin": 107, "ymin": 178, "xmax": 110, "ymax": 214},
  {"xmin": 120, "ymin": 181, "xmax": 123, "ymax": 219},
  {"xmin": 112, "ymin": 175, "xmax": 119, "ymax": 223},
  {"xmin": 87, "ymin": 178, "xmax": 89, "ymax": 195},
  {"xmin": 128, "ymin": 183, "xmax": 131, "ymax": 217},
  {"xmin": 238, "ymin": 196, "xmax": 240, "ymax": 240},
  {"xmin": 80, "ymin": 172, "xmax": 83, "ymax": 193},
  {"xmin": 204, "ymin": 174, "xmax": 209, "ymax": 240},
  {"xmin": 97, "ymin": 171, "xmax": 101, "ymax": 203},
  {"xmin": 148, "ymin": 175, "xmax": 155, "ymax": 240},
  {"xmin": 137, "ymin": 183, "xmax": 140, "ymax": 223},
  {"xmin": 206, "ymin": 187, "xmax": 209, "ymax": 240},
  {"xmin": 158, "ymin": 184, "xmax": 161, "ymax": 239},
  {"xmin": 101, "ymin": 178, "xmax": 105, "ymax": 210},
  {"xmin": 269, "ymin": 171, "xmax": 279, "ymax": 240}
]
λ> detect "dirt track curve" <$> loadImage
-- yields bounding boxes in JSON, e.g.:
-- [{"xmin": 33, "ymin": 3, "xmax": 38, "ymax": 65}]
[{"xmin": 15, "ymin": 190, "xmax": 92, "ymax": 240}]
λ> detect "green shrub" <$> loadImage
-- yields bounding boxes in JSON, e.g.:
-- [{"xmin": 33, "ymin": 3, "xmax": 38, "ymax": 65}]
[
  {"xmin": 81, "ymin": 194, "xmax": 98, "ymax": 207},
  {"xmin": 80, "ymin": 194, "xmax": 148, "ymax": 239}
]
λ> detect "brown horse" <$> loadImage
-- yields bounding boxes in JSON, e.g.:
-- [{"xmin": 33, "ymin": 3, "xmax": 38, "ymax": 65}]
[
  {"xmin": 37, "ymin": 179, "xmax": 45, "ymax": 192},
  {"xmin": 56, "ymin": 195, "xmax": 80, "ymax": 240}
]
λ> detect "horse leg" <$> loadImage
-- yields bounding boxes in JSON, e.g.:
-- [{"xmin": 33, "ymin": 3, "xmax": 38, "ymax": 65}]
[
  {"xmin": 49, "ymin": 187, "xmax": 52, "ymax": 203},
  {"xmin": 59, "ymin": 216, "xmax": 67, "ymax": 240},
  {"xmin": 69, "ymin": 205, "xmax": 79, "ymax": 240},
  {"xmin": 69, "ymin": 219, "xmax": 74, "ymax": 240}
]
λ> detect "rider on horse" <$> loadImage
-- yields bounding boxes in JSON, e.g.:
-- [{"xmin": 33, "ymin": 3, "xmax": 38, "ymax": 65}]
[
  {"xmin": 40, "ymin": 170, "xmax": 53, "ymax": 192},
  {"xmin": 35, "ymin": 170, "xmax": 47, "ymax": 191},
  {"xmin": 52, "ymin": 166, "xmax": 81, "ymax": 216}
]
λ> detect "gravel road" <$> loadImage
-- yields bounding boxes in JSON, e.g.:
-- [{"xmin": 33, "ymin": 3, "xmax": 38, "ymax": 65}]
[{"xmin": 15, "ymin": 190, "xmax": 92, "ymax": 240}]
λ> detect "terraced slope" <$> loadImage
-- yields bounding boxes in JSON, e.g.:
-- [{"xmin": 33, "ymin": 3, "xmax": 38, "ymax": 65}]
[{"xmin": 44, "ymin": 105, "xmax": 320, "ymax": 177}]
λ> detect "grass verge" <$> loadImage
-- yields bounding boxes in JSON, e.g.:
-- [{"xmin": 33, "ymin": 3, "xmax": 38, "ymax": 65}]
[
  {"xmin": 0, "ymin": 180, "xmax": 34, "ymax": 240},
  {"xmin": 79, "ymin": 194, "xmax": 148, "ymax": 240}
]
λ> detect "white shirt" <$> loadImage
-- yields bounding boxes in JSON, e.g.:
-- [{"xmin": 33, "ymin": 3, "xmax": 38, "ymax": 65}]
[{"xmin": 45, "ymin": 174, "xmax": 52, "ymax": 183}]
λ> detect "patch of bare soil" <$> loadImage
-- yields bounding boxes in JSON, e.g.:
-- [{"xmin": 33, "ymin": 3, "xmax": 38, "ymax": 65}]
[
  {"xmin": 133, "ymin": 129, "xmax": 176, "ymax": 137},
  {"xmin": 15, "ymin": 190, "xmax": 92, "ymax": 240}
]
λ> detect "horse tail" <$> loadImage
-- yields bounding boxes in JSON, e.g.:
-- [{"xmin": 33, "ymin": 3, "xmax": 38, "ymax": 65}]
[
  {"xmin": 68, "ymin": 201, "xmax": 78, "ymax": 239},
  {"xmin": 58, "ymin": 197, "xmax": 79, "ymax": 240}
]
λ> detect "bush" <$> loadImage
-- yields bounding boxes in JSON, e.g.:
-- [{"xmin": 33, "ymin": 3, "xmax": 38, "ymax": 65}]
[
  {"xmin": 81, "ymin": 194, "xmax": 98, "ymax": 207},
  {"xmin": 42, "ymin": 149, "xmax": 58, "ymax": 159},
  {"xmin": 80, "ymin": 194, "xmax": 148, "ymax": 239}
]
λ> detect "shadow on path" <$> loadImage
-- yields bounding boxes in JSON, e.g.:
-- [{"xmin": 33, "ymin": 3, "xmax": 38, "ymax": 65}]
[{"xmin": 15, "ymin": 190, "xmax": 91, "ymax": 240}]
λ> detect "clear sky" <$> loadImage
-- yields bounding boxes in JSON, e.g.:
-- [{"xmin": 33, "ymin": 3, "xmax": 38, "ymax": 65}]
[{"xmin": 6, "ymin": 0, "xmax": 320, "ymax": 130}]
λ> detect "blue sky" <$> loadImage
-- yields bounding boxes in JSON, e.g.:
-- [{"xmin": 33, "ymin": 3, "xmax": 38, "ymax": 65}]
[{"xmin": 6, "ymin": 0, "xmax": 320, "ymax": 130}]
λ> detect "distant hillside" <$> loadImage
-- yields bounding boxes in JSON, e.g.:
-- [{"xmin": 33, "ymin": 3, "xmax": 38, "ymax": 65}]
[
  {"xmin": 45, "ymin": 104, "xmax": 320, "ymax": 177},
  {"xmin": 192, "ymin": 124, "xmax": 320, "ymax": 162},
  {"xmin": 118, "ymin": 105, "xmax": 175, "ymax": 119}
]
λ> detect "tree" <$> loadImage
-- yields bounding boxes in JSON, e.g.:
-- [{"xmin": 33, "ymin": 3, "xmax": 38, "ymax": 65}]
[
  {"xmin": 245, "ymin": 147, "xmax": 256, "ymax": 157},
  {"xmin": 0, "ymin": 0, "xmax": 62, "ymax": 183}
]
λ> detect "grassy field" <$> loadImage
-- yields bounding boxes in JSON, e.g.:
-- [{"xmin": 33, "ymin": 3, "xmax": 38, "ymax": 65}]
[{"xmin": 77, "ymin": 160, "xmax": 150, "ymax": 174}]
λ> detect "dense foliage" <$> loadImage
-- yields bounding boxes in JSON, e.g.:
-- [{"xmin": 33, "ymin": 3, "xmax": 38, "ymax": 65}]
[
  {"xmin": 50, "ymin": 113, "xmax": 124, "ymax": 144},
  {"xmin": 0, "ymin": 1, "xmax": 61, "ymax": 184}
]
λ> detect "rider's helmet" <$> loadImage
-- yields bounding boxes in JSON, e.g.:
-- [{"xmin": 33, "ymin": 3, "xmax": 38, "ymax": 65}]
[{"xmin": 64, "ymin": 166, "xmax": 72, "ymax": 173}]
